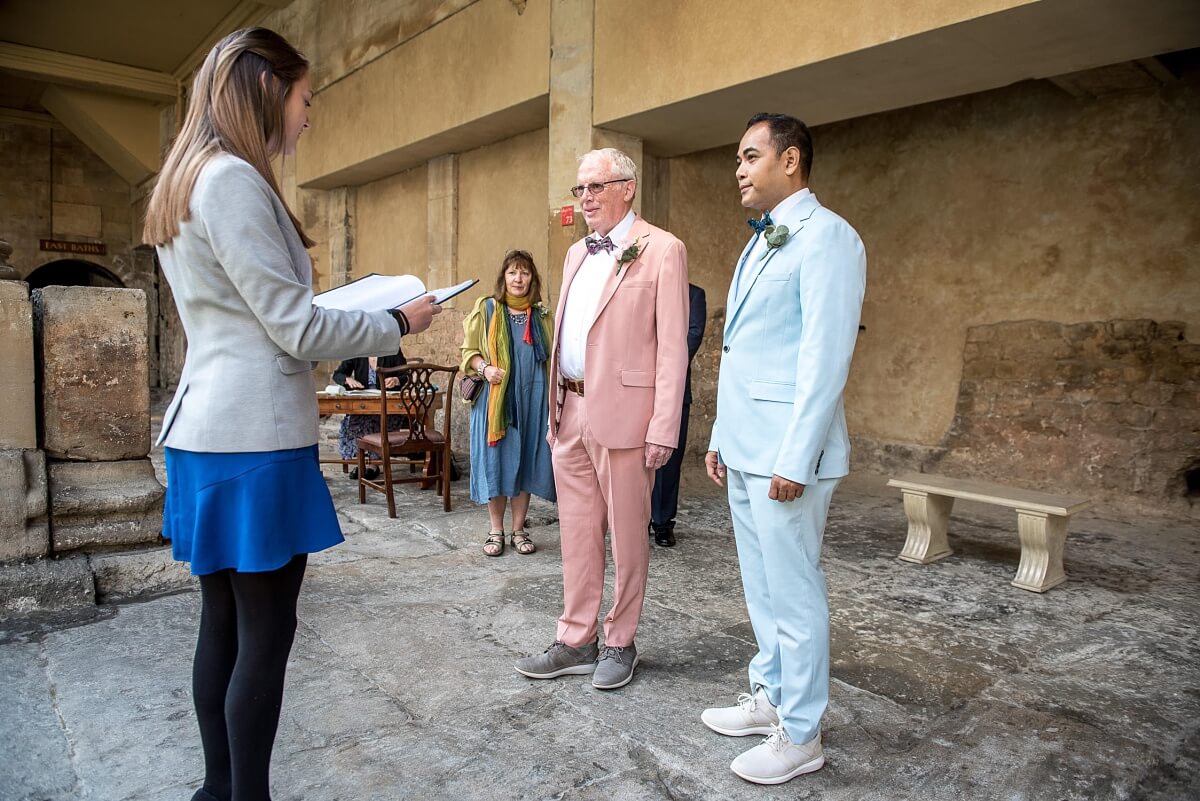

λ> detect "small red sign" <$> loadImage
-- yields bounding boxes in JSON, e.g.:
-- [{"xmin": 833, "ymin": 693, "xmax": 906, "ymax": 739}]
[{"xmin": 560, "ymin": 205, "xmax": 574, "ymax": 226}]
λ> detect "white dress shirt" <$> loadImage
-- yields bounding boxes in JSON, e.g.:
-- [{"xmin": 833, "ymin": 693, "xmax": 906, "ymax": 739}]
[
  {"xmin": 734, "ymin": 187, "xmax": 812, "ymax": 299},
  {"xmin": 558, "ymin": 209, "xmax": 637, "ymax": 380}
]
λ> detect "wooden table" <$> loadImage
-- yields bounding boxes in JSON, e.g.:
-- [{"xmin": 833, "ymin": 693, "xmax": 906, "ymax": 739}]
[{"xmin": 316, "ymin": 390, "xmax": 442, "ymax": 473}]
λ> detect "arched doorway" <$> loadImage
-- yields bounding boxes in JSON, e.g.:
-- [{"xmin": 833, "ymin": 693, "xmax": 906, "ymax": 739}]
[{"xmin": 26, "ymin": 259, "xmax": 124, "ymax": 290}]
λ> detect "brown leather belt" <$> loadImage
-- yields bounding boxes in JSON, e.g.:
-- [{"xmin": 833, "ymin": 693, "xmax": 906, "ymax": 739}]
[{"xmin": 563, "ymin": 378, "xmax": 585, "ymax": 397}]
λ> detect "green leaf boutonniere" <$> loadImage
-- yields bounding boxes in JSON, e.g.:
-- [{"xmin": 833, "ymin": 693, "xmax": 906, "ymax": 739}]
[
  {"xmin": 764, "ymin": 224, "xmax": 790, "ymax": 249},
  {"xmin": 616, "ymin": 236, "xmax": 646, "ymax": 274}
]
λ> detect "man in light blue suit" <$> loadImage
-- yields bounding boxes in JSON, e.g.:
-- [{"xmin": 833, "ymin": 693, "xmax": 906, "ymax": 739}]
[{"xmin": 701, "ymin": 113, "xmax": 866, "ymax": 785}]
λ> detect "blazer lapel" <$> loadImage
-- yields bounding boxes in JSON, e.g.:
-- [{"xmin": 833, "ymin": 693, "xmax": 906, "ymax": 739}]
[
  {"xmin": 724, "ymin": 234, "xmax": 757, "ymax": 333},
  {"xmin": 591, "ymin": 216, "xmax": 650, "ymax": 328},
  {"xmin": 726, "ymin": 194, "xmax": 821, "ymax": 333}
]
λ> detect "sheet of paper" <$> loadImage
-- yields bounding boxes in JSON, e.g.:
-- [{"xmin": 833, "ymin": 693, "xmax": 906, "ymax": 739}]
[
  {"xmin": 428, "ymin": 278, "xmax": 478, "ymax": 305},
  {"xmin": 313, "ymin": 274, "xmax": 425, "ymax": 312},
  {"xmin": 313, "ymin": 274, "xmax": 478, "ymax": 311}
]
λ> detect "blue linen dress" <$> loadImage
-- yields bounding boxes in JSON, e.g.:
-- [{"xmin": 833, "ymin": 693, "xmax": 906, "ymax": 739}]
[{"xmin": 469, "ymin": 309, "xmax": 556, "ymax": 504}]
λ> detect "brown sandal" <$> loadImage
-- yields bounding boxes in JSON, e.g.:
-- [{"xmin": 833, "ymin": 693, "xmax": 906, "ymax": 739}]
[
  {"xmin": 511, "ymin": 530, "xmax": 536, "ymax": 555},
  {"xmin": 483, "ymin": 531, "xmax": 505, "ymax": 557}
]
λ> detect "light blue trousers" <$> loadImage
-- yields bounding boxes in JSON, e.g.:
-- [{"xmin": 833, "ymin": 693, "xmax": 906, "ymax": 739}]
[{"xmin": 727, "ymin": 468, "xmax": 840, "ymax": 744}]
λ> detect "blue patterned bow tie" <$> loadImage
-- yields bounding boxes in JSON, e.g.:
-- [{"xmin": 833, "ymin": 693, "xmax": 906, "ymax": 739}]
[
  {"xmin": 747, "ymin": 212, "xmax": 773, "ymax": 234},
  {"xmin": 585, "ymin": 234, "xmax": 615, "ymax": 255}
]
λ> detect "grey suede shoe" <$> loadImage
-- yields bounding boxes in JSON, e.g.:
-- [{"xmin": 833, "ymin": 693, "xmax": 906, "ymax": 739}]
[
  {"xmin": 514, "ymin": 639, "xmax": 598, "ymax": 678},
  {"xmin": 592, "ymin": 643, "xmax": 639, "ymax": 689}
]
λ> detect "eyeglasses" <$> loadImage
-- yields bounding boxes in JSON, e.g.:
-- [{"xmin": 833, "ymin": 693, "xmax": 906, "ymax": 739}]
[{"xmin": 569, "ymin": 178, "xmax": 632, "ymax": 199}]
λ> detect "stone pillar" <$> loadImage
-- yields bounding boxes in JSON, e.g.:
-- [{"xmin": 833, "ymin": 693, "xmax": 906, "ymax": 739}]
[
  {"xmin": 0, "ymin": 277, "xmax": 50, "ymax": 563},
  {"xmin": 33, "ymin": 287, "xmax": 163, "ymax": 553},
  {"xmin": 427, "ymin": 154, "xmax": 458, "ymax": 293},
  {"xmin": 328, "ymin": 187, "xmax": 356, "ymax": 289},
  {"xmin": 547, "ymin": 0, "xmax": 647, "ymax": 300},
  {"xmin": 0, "ymin": 280, "xmax": 37, "ymax": 450}
]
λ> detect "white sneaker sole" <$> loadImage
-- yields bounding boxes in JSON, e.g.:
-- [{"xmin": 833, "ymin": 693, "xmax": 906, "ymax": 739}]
[
  {"xmin": 514, "ymin": 662, "xmax": 596, "ymax": 679},
  {"xmin": 591, "ymin": 654, "xmax": 640, "ymax": 689},
  {"xmin": 731, "ymin": 754, "xmax": 825, "ymax": 785},
  {"xmin": 700, "ymin": 714, "xmax": 778, "ymax": 737}
]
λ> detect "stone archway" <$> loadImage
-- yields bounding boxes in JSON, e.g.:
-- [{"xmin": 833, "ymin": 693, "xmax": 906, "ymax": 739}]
[{"xmin": 26, "ymin": 259, "xmax": 124, "ymax": 290}]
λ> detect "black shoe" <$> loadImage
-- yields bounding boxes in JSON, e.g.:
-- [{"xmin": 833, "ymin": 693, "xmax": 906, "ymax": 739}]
[
  {"xmin": 652, "ymin": 526, "xmax": 676, "ymax": 547},
  {"xmin": 364, "ymin": 467, "xmax": 381, "ymax": 480},
  {"xmin": 191, "ymin": 789, "xmax": 224, "ymax": 801},
  {"xmin": 348, "ymin": 468, "xmax": 359, "ymax": 480}
]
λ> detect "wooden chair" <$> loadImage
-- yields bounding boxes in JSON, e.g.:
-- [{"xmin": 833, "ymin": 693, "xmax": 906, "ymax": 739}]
[{"xmin": 355, "ymin": 363, "xmax": 458, "ymax": 516}]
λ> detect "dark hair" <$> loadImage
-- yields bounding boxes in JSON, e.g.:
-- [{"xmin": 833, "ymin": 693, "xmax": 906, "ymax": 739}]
[
  {"xmin": 492, "ymin": 249, "xmax": 543, "ymax": 304},
  {"xmin": 746, "ymin": 113, "xmax": 813, "ymax": 181}
]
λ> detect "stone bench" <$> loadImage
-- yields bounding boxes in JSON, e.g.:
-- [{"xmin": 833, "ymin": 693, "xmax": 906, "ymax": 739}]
[{"xmin": 886, "ymin": 474, "xmax": 1092, "ymax": 592}]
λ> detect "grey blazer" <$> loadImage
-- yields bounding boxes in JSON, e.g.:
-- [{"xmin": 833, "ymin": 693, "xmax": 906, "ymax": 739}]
[{"xmin": 156, "ymin": 154, "xmax": 401, "ymax": 452}]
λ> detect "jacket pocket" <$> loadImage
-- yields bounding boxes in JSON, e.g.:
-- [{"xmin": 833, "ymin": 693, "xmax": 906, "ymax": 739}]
[
  {"xmin": 748, "ymin": 379, "xmax": 795, "ymax": 404},
  {"xmin": 620, "ymin": 281, "xmax": 652, "ymax": 289},
  {"xmin": 620, "ymin": 369, "xmax": 656, "ymax": 387},
  {"xmin": 275, "ymin": 353, "xmax": 313, "ymax": 375}
]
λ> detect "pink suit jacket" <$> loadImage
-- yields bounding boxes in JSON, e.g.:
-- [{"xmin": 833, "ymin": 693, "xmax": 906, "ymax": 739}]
[{"xmin": 549, "ymin": 215, "xmax": 690, "ymax": 450}]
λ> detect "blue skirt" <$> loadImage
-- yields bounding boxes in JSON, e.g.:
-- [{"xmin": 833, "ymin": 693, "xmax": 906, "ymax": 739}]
[{"xmin": 163, "ymin": 445, "xmax": 344, "ymax": 575}]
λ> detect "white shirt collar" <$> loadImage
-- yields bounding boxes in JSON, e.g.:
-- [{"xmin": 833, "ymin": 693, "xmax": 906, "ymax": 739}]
[
  {"xmin": 767, "ymin": 187, "xmax": 811, "ymax": 222},
  {"xmin": 592, "ymin": 209, "xmax": 637, "ymax": 246}
]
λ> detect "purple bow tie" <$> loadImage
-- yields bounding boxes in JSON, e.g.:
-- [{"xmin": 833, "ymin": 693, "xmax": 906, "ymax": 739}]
[{"xmin": 585, "ymin": 235, "xmax": 615, "ymax": 255}]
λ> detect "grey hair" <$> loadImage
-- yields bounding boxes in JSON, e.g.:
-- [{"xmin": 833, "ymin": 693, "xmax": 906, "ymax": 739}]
[{"xmin": 579, "ymin": 147, "xmax": 637, "ymax": 181}]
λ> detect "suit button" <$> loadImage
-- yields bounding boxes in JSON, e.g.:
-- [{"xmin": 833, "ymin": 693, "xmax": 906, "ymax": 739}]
[{"xmin": 723, "ymin": 345, "xmax": 730, "ymax": 353}]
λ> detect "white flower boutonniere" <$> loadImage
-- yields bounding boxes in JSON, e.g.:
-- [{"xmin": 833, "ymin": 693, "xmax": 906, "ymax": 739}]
[
  {"xmin": 616, "ymin": 236, "xmax": 646, "ymax": 275},
  {"xmin": 764, "ymin": 224, "xmax": 790, "ymax": 250}
]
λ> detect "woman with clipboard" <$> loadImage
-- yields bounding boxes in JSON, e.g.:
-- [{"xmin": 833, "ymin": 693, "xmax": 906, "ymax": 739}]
[{"xmin": 142, "ymin": 28, "xmax": 439, "ymax": 801}]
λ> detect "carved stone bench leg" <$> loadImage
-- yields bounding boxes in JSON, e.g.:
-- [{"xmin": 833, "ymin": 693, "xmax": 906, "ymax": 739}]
[
  {"xmin": 897, "ymin": 490, "xmax": 954, "ymax": 564},
  {"xmin": 1012, "ymin": 510, "xmax": 1068, "ymax": 592}
]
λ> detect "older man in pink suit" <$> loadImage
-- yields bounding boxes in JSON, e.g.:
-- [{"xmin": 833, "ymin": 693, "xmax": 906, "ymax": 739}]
[{"xmin": 515, "ymin": 147, "xmax": 689, "ymax": 690}]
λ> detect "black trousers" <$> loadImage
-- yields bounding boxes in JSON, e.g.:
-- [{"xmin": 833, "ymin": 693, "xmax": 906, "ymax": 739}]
[
  {"xmin": 651, "ymin": 403, "xmax": 691, "ymax": 530},
  {"xmin": 193, "ymin": 554, "xmax": 307, "ymax": 801}
]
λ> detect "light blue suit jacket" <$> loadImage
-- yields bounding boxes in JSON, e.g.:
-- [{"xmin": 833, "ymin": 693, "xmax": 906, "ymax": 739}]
[{"xmin": 708, "ymin": 191, "xmax": 866, "ymax": 484}]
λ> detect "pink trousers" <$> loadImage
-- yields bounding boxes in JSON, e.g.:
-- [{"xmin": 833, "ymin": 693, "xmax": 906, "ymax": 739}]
[{"xmin": 552, "ymin": 391, "xmax": 653, "ymax": 648}]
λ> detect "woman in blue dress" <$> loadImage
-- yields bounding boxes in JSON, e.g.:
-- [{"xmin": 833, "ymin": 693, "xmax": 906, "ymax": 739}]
[
  {"xmin": 460, "ymin": 250, "xmax": 556, "ymax": 556},
  {"xmin": 142, "ymin": 28, "xmax": 440, "ymax": 801}
]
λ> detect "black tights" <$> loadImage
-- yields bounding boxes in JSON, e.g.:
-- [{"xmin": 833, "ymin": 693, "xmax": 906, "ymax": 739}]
[{"xmin": 193, "ymin": 555, "xmax": 307, "ymax": 801}]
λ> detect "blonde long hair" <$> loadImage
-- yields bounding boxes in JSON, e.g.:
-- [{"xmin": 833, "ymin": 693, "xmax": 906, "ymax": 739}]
[{"xmin": 143, "ymin": 27, "xmax": 314, "ymax": 248}]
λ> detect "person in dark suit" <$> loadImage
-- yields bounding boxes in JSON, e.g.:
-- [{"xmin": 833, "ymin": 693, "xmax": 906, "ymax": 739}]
[
  {"xmin": 331, "ymin": 349, "xmax": 407, "ymax": 479},
  {"xmin": 650, "ymin": 283, "xmax": 706, "ymax": 546}
]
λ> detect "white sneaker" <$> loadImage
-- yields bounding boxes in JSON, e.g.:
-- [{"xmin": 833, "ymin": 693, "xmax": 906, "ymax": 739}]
[
  {"xmin": 730, "ymin": 724, "xmax": 824, "ymax": 785},
  {"xmin": 700, "ymin": 688, "xmax": 780, "ymax": 736}
]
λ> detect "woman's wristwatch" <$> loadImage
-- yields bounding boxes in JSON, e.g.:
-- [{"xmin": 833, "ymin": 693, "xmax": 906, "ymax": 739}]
[{"xmin": 477, "ymin": 358, "xmax": 490, "ymax": 375}]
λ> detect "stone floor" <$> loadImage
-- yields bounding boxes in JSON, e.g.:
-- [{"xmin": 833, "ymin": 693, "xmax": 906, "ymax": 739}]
[{"xmin": 1, "ymin": 415, "xmax": 1198, "ymax": 800}]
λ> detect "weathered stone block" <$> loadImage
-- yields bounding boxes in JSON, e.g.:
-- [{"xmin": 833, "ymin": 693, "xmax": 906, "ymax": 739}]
[
  {"xmin": 91, "ymin": 546, "xmax": 193, "ymax": 603},
  {"xmin": 0, "ymin": 449, "xmax": 49, "ymax": 563},
  {"xmin": 35, "ymin": 286, "xmax": 150, "ymax": 460},
  {"xmin": 1130, "ymin": 382, "xmax": 1176, "ymax": 407},
  {"xmin": 0, "ymin": 280, "xmax": 36, "ymax": 448},
  {"xmin": 48, "ymin": 459, "xmax": 163, "ymax": 553},
  {"xmin": 0, "ymin": 556, "xmax": 94, "ymax": 619}
]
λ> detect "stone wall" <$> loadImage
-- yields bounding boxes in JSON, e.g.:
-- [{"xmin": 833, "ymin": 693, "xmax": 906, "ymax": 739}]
[
  {"xmin": 33, "ymin": 287, "xmax": 164, "ymax": 554},
  {"xmin": 663, "ymin": 74, "xmax": 1199, "ymax": 511},
  {"xmin": 932, "ymin": 319, "xmax": 1199, "ymax": 515},
  {"xmin": 0, "ymin": 121, "xmax": 136, "ymax": 283}
]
